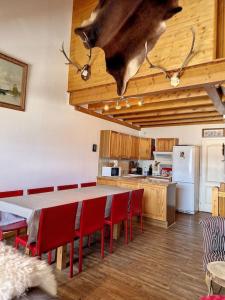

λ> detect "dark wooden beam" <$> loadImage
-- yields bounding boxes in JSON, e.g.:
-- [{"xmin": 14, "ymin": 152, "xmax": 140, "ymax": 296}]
[
  {"xmin": 75, "ymin": 106, "xmax": 141, "ymax": 131},
  {"xmin": 205, "ymin": 85, "xmax": 225, "ymax": 114}
]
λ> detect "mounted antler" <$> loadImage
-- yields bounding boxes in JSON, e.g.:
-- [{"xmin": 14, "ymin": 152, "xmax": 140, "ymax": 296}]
[
  {"xmin": 60, "ymin": 36, "xmax": 92, "ymax": 81},
  {"xmin": 146, "ymin": 27, "xmax": 196, "ymax": 87}
]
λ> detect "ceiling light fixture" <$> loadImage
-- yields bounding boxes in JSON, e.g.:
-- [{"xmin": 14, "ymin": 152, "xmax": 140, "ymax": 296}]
[
  {"xmin": 125, "ymin": 100, "xmax": 131, "ymax": 108},
  {"xmin": 104, "ymin": 104, "xmax": 110, "ymax": 111},
  {"xmin": 138, "ymin": 99, "xmax": 144, "ymax": 106},
  {"xmin": 115, "ymin": 100, "xmax": 121, "ymax": 110}
]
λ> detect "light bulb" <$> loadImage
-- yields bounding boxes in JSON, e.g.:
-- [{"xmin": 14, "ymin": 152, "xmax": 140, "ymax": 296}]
[
  {"xmin": 115, "ymin": 100, "xmax": 121, "ymax": 110},
  {"xmin": 104, "ymin": 104, "xmax": 109, "ymax": 111},
  {"xmin": 138, "ymin": 99, "xmax": 144, "ymax": 106},
  {"xmin": 126, "ymin": 100, "xmax": 131, "ymax": 108}
]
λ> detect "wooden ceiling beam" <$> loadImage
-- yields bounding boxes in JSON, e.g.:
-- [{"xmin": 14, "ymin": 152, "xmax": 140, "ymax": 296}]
[
  {"xmin": 70, "ymin": 59, "xmax": 225, "ymax": 105},
  {"xmin": 205, "ymin": 84, "xmax": 225, "ymax": 114},
  {"xmin": 87, "ymin": 88, "xmax": 207, "ymax": 111},
  {"xmin": 129, "ymin": 112, "xmax": 221, "ymax": 123},
  {"xmin": 75, "ymin": 106, "xmax": 141, "ymax": 131},
  {"xmin": 103, "ymin": 98, "xmax": 212, "ymax": 115},
  {"xmin": 141, "ymin": 120, "xmax": 224, "ymax": 128},
  {"xmin": 116, "ymin": 105, "xmax": 216, "ymax": 120},
  {"xmin": 136, "ymin": 116, "xmax": 224, "ymax": 126}
]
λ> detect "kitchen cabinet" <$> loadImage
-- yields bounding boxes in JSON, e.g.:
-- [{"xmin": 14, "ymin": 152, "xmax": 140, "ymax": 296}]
[
  {"xmin": 99, "ymin": 130, "xmax": 154, "ymax": 160},
  {"xmin": 99, "ymin": 130, "xmax": 121, "ymax": 159},
  {"xmin": 97, "ymin": 177, "xmax": 176, "ymax": 228},
  {"xmin": 156, "ymin": 138, "xmax": 179, "ymax": 152},
  {"xmin": 120, "ymin": 134, "xmax": 132, "ymax": 159},
  {"xmin": 131, "ymin": 136, "xmax": 140, "ymax": 159},
  {"xmin": 139, "ymin": 138, "xmax": 154, "ymax": 160}
]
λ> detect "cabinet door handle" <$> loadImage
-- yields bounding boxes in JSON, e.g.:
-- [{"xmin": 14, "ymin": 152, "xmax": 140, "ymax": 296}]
[{"xmin": 223, "ymin": 143, "xmax": 225, "ymax": 156}]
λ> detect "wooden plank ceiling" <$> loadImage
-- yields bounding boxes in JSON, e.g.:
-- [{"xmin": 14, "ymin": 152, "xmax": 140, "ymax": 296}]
[{"xmin": 69, "ymin": 0, "xmax": 225, "ymax": 131}]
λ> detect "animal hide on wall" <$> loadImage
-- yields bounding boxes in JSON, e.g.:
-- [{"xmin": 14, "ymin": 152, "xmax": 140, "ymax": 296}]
[{"xmin": 75, "ymin": 0, "xmax": 182, "ymax": 96}]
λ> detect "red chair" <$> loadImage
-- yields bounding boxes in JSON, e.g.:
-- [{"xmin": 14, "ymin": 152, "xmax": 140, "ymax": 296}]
[
  {"xmin": 15, "ymin": 202, "xmax": 78, "ymax": 278},
  {"xmin": 57, "ymin": 184, "xmax": 78, "ymax": 191},
  {"xmin": 0, "ymin": 190, "xmax": 27, "ymax": 241},
  {"xmin": 104, "ymin": 192, "xmax": 130, "ymax": 253},
  {"xmin": 129, "ymin": 189, "xmax": 144, "ymax": 241},
  {"xmin": 80, "ymin": 182, "xmax": 96, "ymax": 188},
  {"xmin": 27, "ymin": 186, "xmax": 54, "ymax": 195},
  {"xmin": 200, "ymin": 297, "xmax": 225, "ymax": 300},
  {"xmin": 74, "ymin": 196, "xmax": 107, "ymax": 273}
]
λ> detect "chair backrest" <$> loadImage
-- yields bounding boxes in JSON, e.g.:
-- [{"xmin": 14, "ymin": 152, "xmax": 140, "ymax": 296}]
[
  {"xmin": 79, "ymin": 197, "xmax": 106, "ymax": 236},
  {"xmin": 110, "ymin": 192, "xmax": 130, "ymax": 224},
  {"xmin": 37, "ymin": 202, "xmax": 78, "ymax": 255},
  {"xmin": 27, "ymin": 187, "xmax": 54, "ymax": 195},
  {"xmin": 80, "ymin": 182, "xmax": 96, "ymax": 188},
  {"xmin": 57, "ymin": 184, "xmax": 78, "ymax": 191},
  {"xmin": 130, "ymin": 189, "xmax": 144, "ymax": 215},
  {"xmin": 0, "ymin": 190, "xmax": 23, "ymax": 198}
]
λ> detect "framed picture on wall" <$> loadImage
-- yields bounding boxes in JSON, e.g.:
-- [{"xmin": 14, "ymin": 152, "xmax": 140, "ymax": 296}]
[
  {"xmin": 202, "ymin": 128, "xmax": 225, "ymax": 138},
  {"xmin": 0, "ymin": 52, "xmax": 28, "ymax": 111}
]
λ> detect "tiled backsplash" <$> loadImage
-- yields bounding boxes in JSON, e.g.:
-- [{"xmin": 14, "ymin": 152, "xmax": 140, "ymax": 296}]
[{"xmin": 98, "ymin": 159, "xmax": 153, "ymax": 176}]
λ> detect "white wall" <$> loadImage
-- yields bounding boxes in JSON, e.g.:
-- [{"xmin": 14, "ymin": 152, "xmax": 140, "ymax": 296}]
[
  {"xmin": 141, "ymin": 123, "xmax": 225, "ymax": 145},
  {"xmin": 0, "ymin": 0, "xmax": 137, "ymax": 190}
]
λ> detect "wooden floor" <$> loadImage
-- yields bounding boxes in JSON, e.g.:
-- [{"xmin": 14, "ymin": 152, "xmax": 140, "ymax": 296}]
[{"xmin": 55, "ymin": 213, "xmax": 209, "ymax": 300}]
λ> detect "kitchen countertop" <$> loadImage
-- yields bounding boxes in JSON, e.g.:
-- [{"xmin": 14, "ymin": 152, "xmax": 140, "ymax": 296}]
[{"xmin": 97, "ymin": 176, "xmax": 176, "ymax": 187}]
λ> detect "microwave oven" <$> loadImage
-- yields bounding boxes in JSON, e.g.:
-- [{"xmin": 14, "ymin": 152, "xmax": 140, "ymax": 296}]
[{"xmin": 102, "ymin": 166, "xmax": 121, "ymax": 177}]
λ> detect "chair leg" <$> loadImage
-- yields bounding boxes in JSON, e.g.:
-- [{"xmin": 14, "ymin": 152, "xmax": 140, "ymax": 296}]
[
  {"xmin": 140, "ymin": 212, "xmax": 143, "ymax": 233},
  {"xmin": 15, "ymin": 238, "xmax": 19, "ymax": 249},
  {"xmin": 101, "ymin": 228, "xmax": 104, "ymax": 258},
  {"xmin": 78, "ymin": 236, "xmax": 83, "ymax": 273},
  {"xmin": 69, "ymin": 242, "xmax": 74, "ymax": 278},
  {"xmin": 110, "ymin": 224, "xmax": 113, "ymax": 254},
  {"xmin": 88, "ymin": 235, "xmax": 91, "ymax": 248},
  {"xmin": 125, "ymin": 220, "xmax": 128, "ymax": 244},
  {"xmin": 0, "ymin": 231, "xmax": 3, "ymax": 241},
  {"xmin": 130, "ymin": 217, "xmax": 133, "ymax": 241},
  {"xmin": 48, "ymin": 251, "xmax": 52, "ymax": 265}
]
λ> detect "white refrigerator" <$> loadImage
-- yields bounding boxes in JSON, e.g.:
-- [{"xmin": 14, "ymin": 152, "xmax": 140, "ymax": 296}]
[{"xmin": 172, "ymin": 146, "xmax": 200, "ymax": 214}]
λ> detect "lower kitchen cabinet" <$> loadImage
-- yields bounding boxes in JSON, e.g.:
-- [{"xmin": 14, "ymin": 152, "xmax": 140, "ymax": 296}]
[{"xmin": 97, "ymin": 177, "xmax": 176, "ymax": 228}]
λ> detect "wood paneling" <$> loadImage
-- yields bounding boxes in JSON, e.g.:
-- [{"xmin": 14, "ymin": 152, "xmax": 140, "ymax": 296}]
[
  {"xmin": 68, "ymin": 0, "xmax": 217, "ymax": 94},
  {"xmin": 139, "ymin": 138, "xmax": 153, "ymax": 160},
  {"xmin": 156, "ymin": 138, "xmax": 179, "ymax": 152},
  {"xmin": 69, "ymin": 1, "xmax": 225, "ymax": 129},
  {"xmin": 104, "ymin": 98, "xmax": 213, "ymax": 116},
  {"xmin": 216, "ymin": 0, "xmax": 225, "ymax": 58},
  {"xmin": 120, "ymin": 134, "xmax": 132, "ymax": 160}
]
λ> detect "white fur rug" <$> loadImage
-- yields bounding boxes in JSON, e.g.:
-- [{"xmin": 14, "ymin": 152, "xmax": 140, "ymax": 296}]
[{"xmin": 0, "ymin": 242, "xmax": 57, "ymax": 300}]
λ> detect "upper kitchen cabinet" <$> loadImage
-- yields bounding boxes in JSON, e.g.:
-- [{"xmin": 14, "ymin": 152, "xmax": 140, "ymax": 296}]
[
  {"xmin": 130, "ymin": 136, "xmax": 140, "ymax": 160},
  {"xmin": 120, "ymin": 134, "xmax": 132, "ymax": 159},
  {"xmin": 99, "ymin": 131, "xmax": 121, "ymax": 159},
  {"xmin": 99, "ymin": 130, "xmax": 151, "ymax": 160},
  {"xmin": 139, "ymin": 138, "xmax": 154, "ymax": 160},
  {"xmin": 156, "ymin": 138, "xmax": 179, "ymax": 152}
]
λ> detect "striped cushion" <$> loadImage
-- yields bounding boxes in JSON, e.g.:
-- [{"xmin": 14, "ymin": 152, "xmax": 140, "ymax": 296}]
[{"xmin": 200, "ymin": 217, "xmax": 225, "ymax": 253}]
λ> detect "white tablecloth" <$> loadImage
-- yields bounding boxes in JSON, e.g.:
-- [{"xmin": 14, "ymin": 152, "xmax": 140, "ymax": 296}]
[{"xmin": 0, "ymin": 185, "xmax": 132, "ymax": 243}]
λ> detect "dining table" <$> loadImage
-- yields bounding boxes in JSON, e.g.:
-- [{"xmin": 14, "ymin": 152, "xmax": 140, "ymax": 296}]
[{"xmin": 0, "ymin": 185, "xmax": 134, "ymax": 270}]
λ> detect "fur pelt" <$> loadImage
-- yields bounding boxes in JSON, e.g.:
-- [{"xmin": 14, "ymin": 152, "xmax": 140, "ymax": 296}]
[{"xmin": 0, "ymin": 242, "xmax": 57, "ymax": 300}]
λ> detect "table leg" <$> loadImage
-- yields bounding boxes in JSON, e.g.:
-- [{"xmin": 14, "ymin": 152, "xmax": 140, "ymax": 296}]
[
  {"xmin": 113, "ymin": 223, "xmax": 121, "ymax": 240},
  {"xmin": 56, "ymin": 245, "xmax": 67, "ymax": 271}
]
